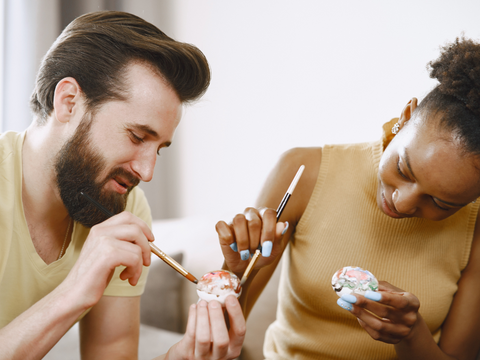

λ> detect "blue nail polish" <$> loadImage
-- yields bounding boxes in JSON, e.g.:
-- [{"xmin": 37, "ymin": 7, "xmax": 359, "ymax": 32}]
[
  {"xmin": 337, "ymin": 298, "xmax": 353, "ymax": 311},
  {"xmin": 365, "ymin": 291, "xmax": 382, "ymax": 302},
  {"xmin": 281, "ymin": 222, "xmax": 289, "ymax": 235},
  {"xmin": 230, "ymin": 242, "xmax": 238, "ymax": 252},
  {"xmin": 240, "ymin": 250, "xmax": 250, "ymax": 261},
  {"xmin": 341, "ymin": 294, "xmax": 357, "ymax": 304},
  {"xmin": 262, "ymin": 241, "xmax": 273, "ymax": 257}
]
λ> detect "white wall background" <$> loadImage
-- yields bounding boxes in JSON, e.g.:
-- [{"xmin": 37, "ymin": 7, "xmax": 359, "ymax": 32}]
[
  {"xmin": 2, "ymin": 1, "xmax": 480, "ymax": 221},
  {"xmin": 158, "ymin": 1, "xmax": 480, "ymax": 219}
]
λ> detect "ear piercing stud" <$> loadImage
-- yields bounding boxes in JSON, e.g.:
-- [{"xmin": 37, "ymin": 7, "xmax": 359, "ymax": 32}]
[{"xmin": 392, "ymin": 122, "xmax": 400, "ymax": 135}]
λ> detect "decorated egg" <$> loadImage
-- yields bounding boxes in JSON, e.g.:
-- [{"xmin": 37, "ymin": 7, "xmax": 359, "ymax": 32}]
[
  {"xmin": 331, "ymin": 266, "xmax": 378, "ymax": 297},
  {"xmin": 196, "ymin": 270, "xmax": 242, "ymax": 305}
]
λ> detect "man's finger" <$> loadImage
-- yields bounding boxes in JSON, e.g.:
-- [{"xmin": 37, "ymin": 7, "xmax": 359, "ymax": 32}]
[
  {"xmin": 225, "ymin": 296, "xmax": 246, "ymax": 354},
  {"xmin": 208, "ymin": 301, "xmax": 229, "ymax": 359}
]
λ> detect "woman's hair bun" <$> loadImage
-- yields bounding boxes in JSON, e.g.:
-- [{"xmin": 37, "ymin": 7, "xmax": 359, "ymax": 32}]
[{"xmin": 428, "ymin": 36, "xmax": 480, "ymax": 117}]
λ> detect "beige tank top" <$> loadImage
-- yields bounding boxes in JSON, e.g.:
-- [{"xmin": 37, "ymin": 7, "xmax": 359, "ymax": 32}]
[{"xmin": 264, "ymin": 120, "xmax": 479, "ymax": 359}]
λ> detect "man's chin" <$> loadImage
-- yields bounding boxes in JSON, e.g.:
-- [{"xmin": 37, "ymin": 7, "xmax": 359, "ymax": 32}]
[{"xmin": 70, "ymin": 190, "xmax": 128, "ymax": 228}]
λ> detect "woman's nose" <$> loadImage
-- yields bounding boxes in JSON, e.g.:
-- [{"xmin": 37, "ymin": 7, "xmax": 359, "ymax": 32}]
[{"xmin": 392, "ymin": 188, "xmax": 417, "ymax": 215}]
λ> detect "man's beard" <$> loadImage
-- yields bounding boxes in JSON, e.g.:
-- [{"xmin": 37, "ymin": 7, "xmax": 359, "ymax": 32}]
[{"xmin": 54, "ymin": 114, "xmax": 140, "ymax": 228}]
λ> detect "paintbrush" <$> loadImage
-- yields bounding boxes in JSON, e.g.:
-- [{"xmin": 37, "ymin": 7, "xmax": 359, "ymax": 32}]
[
  {"xmin": 239, "ymin": 165, "xmax": 305, "ymax": 286},
  {"xmin": 80, "ymin": 191, "xmax": 198, "ymax": 284}
]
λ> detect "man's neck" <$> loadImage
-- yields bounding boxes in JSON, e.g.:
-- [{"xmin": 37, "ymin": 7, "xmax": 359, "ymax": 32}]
[{"xmin": 22, "ymin": 122, "xmax": 69, "ymax": 225}]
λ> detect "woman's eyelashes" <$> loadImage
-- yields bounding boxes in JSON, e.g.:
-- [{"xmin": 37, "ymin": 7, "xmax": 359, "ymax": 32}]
[
  {"xmin": 396, "ymin": 157, "xmax": 410, "ymax": 180},
  {"xmin": 431, "ymin": 198, "xmax": 451, "ymax": 211},
  {"xmin": 396, "ymin": 156, "xmax": 451, "ymax": 212}
]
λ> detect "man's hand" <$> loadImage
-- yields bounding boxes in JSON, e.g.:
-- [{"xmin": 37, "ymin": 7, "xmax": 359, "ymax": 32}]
[
  {"xmin": 63, "ymin": 211, "xmax": 154, "ymax": 310},
  {"xmin": 165, "ymin": 296, "xmax": 246, "ymax": 360}
]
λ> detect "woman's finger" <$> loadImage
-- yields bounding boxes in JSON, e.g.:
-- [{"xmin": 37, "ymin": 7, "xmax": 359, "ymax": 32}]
[
  {"xmin": 258, "ymin": 208, "xmax": 276, "ymax": 257},
  {"xmin": 232, "ymin": 214, "xmax": 251, "ymax": 261},
  {"xmin": 245, "ymin": 207, "xmax": 262, "ymax": 254},
  {"xmin": 340, "ymin": 292, "xmax": 416, "ymax": 325},
  {"xmin": 216, "ymin": 220, "xmax": 237, "ymax": 252},
  {"xmin": 354, "ymin": 308, "xmax": 411, "ymax": 344}
]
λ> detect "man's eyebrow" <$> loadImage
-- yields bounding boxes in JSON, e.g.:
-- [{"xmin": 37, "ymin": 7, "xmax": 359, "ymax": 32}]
[{"xmin": 127, "ymin": 123, "xmax": 159, "ymax": 139}]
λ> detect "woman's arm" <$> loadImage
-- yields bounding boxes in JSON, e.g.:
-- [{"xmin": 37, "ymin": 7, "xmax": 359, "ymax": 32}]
[
  {"xmin": 435, "ymin": 208, "xmax": 480, "ymax": 359},
  {"xmin": 216, "ymin": 147, "xmax": 322, "ymax": 318}
]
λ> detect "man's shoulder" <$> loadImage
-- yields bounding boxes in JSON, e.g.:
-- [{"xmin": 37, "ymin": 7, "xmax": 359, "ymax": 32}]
[{"xmin": 0, "ymin": 131, "xmax": 22, "ymax": 166}]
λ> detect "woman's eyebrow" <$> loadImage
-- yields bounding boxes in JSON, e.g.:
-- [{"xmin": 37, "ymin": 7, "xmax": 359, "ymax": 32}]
[
  {"xmin": 404, "ymin": 149, "xmax": 416, "ymax": 179},
  {"xmin": 405, "ymin": 149, "xmax": 468, "ymax": 207}
]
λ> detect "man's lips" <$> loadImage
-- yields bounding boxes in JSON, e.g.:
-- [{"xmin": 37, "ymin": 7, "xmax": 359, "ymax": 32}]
[
  {"xmin": 381, "ymin": 193, "xmax": 403, "ymax": 218},
  {"xmin": 110, "ymin": 178, "xmax": 128, "ymax": 194},
  {"xmin": 114, "ymin": 176, "xmax": 133, "ymax": 188}
]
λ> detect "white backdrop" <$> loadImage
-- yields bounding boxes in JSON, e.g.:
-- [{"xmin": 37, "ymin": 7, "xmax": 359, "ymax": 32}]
[
  {"xmin": 2, "ymin": 1, "xmax": 480, "ymax": 221},
  {"xmin": 156, "ymin": 1, "xmax": 480, "ymax": 219}
]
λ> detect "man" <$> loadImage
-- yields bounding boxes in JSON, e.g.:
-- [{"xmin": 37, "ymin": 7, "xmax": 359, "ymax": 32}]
[{"xmin": 0, "ymin": 11, "xmax": 245, "ymax": 360}]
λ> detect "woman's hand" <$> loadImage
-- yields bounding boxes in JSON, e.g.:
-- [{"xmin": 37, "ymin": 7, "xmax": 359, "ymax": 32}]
[
  {"xmin": 215, "ymin": 207, "xmax": 288, "ymax": 276},
  {"xmin": 337, "ymin": 281, "xmax": 421, "ymax": 344},
  {"xmin": 165, "ymin": 296, "xmax": 246, "ymax": 360}
]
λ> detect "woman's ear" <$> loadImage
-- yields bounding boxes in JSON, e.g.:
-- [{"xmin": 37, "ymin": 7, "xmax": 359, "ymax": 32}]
[
  {"xmin": 398, "ymin": 97, "xmax": 418, "ymax": 127},
  {"xmin": 53, "ymin": 77, "xmax": 82, "ymax": 124}
]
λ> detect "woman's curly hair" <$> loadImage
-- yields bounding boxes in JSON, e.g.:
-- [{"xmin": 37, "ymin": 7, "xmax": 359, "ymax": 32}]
[{"xmin": 417, "ymin": 36, "xmax": 480, "ymax": 155}]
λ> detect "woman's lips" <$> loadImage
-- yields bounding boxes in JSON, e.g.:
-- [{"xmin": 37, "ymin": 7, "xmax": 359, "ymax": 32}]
[{"xmin": 381, "ymin": 193, "xmax": 403, "ymax": 218}]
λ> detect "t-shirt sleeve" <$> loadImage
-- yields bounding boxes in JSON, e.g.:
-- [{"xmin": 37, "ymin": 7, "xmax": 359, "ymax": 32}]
[{"xmin": 103, "ymin": 187, "xmax": 152, "ymax": 297}]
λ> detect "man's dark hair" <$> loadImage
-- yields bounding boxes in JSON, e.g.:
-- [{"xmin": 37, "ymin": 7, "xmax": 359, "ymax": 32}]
[
  {"xmin": 30, "ymin": 11, "xmax": 210, "ymax": 124},
  {"xmin": 417, "ymin": 36, "xmax": 480, "ymax": 155}
]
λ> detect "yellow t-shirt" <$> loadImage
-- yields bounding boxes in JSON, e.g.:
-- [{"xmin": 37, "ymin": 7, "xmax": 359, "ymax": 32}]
[
  {"xmin": 263, "ymin": 119, "xmax": 479, "ymax": 359},
  {"xmin": 0, "ymin": 131, "xmax": 151, "ymax": 328}
]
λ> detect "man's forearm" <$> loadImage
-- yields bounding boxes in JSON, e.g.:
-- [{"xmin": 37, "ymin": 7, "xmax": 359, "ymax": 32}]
[{"xmin": 0, "ymin": 281, "xmax": 86, "ymax": 360}]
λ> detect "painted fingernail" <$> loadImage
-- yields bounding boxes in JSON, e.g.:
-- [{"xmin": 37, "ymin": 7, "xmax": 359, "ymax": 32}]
[
  {"xmin": 240, "ymin": 250, "xmax": 250, "ymax": 261},
  {"xmin": 365, "ymin": 291, "xmax": 382, "ymax": 302},
  {"xmin": 337, "ymin": 298, "xmax": 353, "ymax": 311},
  {"xmin": 282, "ymin": 222, "xmax": 289, "ymax": 235},
  {"xmin": 230, "ymin": 242, "xmax": 238, "ymax": 252},
  {"xmin": 262, "ymin": 241, "xmax": 273, "ymax": 257},
  {"xmin": 341, "ymin": 294, "xmax": 357, "ymax": 304}
]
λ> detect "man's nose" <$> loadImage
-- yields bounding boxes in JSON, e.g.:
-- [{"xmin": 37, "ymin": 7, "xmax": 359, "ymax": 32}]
[
  {"xmin": 131, "ymin": 152, "xmax": 156, "ymax": 182},
  {"xmin": 392, "ymin": 187, "xmax": 418, "ymax": 215}
]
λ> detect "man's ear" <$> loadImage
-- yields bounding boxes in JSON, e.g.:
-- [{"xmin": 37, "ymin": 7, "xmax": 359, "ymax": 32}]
[
  {"xmin": 398, "ymin": 97, "xmax": 418, "ymax": 127},
  {"xmin": 53, "ymin": 77, "xmax": 83, "ymax": 124}
]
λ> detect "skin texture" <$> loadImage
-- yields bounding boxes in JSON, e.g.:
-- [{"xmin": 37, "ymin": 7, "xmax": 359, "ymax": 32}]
[
  {"xmin": 0, "ymin": 61, "xmax": 245, "ymax": 360},
  {"xmin": 216, "ymin": 98, "xmax": 480, "ymax": 360}
]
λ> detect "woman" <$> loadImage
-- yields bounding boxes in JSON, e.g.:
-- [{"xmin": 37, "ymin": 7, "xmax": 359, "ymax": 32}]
[{"xmin": 215, "ymin": 37, "xmax": 480, "ymax": 359}]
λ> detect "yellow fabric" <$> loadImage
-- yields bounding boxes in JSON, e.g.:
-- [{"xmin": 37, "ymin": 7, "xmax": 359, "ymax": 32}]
[
  {"xmin": 0, "ymin": 131, "xmax": 152, "ymax": 329},
  {"xmin": 264, "ymin": 119, "xmax": 479, "ymax": 360}
]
